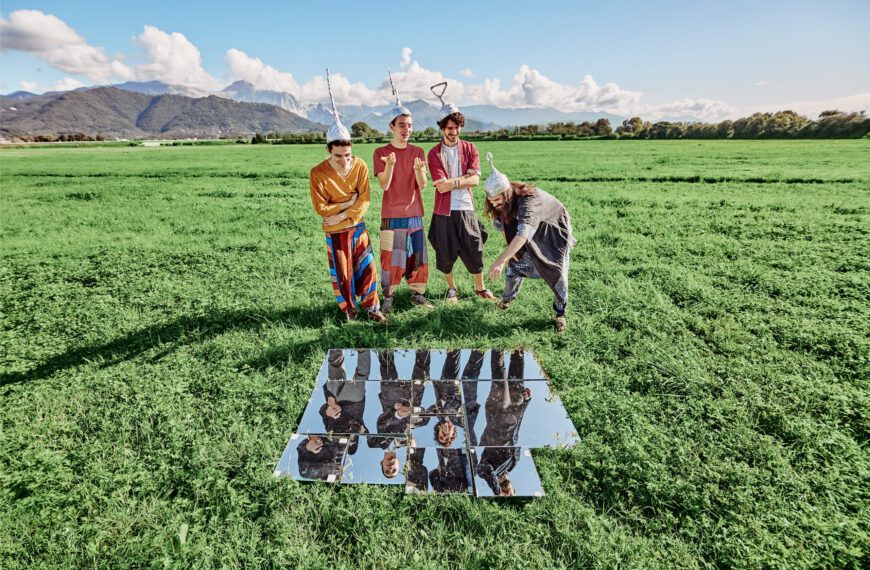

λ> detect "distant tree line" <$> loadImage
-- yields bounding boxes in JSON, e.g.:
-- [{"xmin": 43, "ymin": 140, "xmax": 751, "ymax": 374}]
[
  {"xmin": 13, "ymin": 132, "xmax": 107, "ymax": 143},
  {"xmin": 250, "ymin": 109, "xmax": 868, "ymax": 144}
]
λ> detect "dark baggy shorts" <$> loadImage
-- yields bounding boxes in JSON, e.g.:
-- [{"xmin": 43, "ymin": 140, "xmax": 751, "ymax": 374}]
[{"xmin": 427, "ymin": 210, "xmax": 488, "ymax": 274}]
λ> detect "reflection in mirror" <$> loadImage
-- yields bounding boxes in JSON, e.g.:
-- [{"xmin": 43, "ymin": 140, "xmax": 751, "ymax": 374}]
[
  {"xmin": 274, "ymin": 433, "xmax": 348, "ymax": 483},
  {"xmin": 409, "ymin": 413, "xmax": 466, "ymax": 448},
  {"xmin": 466, "ymin": 381, "xmax": 578, "ymax": 448},
  {"xmin": 341, "ymin": 435, "xmax": 411, "ymax": 485},
  {"xmin": 472, "ymin": 447, "xmax": 544, "ymax": 497},
  {"xmin": 405, "ymin": 447, "xmax": 473, "ymax": 494},
  {"xmin": 418, "ymin": 380, "xmax": 463, "ymax": 415}
]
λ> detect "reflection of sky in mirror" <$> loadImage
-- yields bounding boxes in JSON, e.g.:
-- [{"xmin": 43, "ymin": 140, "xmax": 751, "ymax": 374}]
[
  {"xmin": 315, "ymin": 349, "xmax": 549, "ymax": 381},
  {"xmin": 472, "ymin": 447, "xmax": 545, "ymax": 497},
  {"xmin": 274, "ymin": 433, "xmax": 348, "ymax": 483},
  {"xmin": 466, "ymin": 381, "xmax": 579, "ymax": 448},
  {"xmin": 404, "ymin": 447, "xmax": 474, "ymax": 495},
  {"xmin": 409, "ymin": 414, "xmax": 467, "ymax": 449},
  {"xmin": 297, "ymin": 381, "xmax": 424, "ymax": 436},
  {"xmin": 417, "ymin": 380, "xmax": 464, "ymax": 415},
  {"xmin": 341, "ymin": 436, "xmax": 410, "ymax": 485}
]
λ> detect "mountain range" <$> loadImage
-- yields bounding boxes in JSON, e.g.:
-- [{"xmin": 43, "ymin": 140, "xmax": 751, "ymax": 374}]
[
  {"xmin": 0, "ymin": 87, "xmax": 323, "ymax": 140},
  {"xmin": 0, "ymin": 80, "xmax": 638, "ymax": 140}
]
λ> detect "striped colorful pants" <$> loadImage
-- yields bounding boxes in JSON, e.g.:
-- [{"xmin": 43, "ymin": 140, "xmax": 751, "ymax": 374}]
[{"xmin": 325, "ymin": 223, "xmax": 380, "ymax": 314}]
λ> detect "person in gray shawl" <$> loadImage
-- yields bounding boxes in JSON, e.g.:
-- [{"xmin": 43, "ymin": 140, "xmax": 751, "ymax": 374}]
[{"xmin": 482, "ymin": 152, "xmax": 576, "ymax": 332}]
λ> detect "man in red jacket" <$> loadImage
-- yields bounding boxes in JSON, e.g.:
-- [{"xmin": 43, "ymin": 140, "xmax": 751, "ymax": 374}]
[{"xmin": 426, "ymin": 82, "xmax": 496, "ymax": 303}]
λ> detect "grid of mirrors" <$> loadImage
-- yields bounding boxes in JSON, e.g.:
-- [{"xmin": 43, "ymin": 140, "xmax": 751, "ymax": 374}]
[{"xmin": 275, "ymin": 349, "xmax": 579, "ymax": 497}]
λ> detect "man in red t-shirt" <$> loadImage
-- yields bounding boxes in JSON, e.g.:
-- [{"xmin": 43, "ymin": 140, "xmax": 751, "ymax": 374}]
[{"xmin": 372, "ymin": 89, "xmax": 432, "ymax": 313}]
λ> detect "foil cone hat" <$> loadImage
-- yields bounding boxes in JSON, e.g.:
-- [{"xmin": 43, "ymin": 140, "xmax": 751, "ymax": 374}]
[
  {"xmin": 484, "ymin": 152, "xmax": 511, "ymax": 198},
  {"xmin": 387, "ymin": 69, "xmax": 412, "ymax": 123},
  {"xmin": 325, "ymin": 68, "xmax": 351, "ymax": 143}
]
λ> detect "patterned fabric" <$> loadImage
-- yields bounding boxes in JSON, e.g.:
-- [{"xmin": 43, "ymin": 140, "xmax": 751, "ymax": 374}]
[
  {"xmin": 325, "ymin": 223, "xmax": 380, "ymax": 313},
  {"xmin": 379, "ymin": 216, "xmax": 428, "ymax": 295},
  {"xmin": 503, "ymin": 251, "xmax": 569, "ymax": 317}
]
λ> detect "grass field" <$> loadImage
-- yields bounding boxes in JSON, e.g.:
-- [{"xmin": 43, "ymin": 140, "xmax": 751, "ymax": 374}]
[{"xmin": 1, "ymin": 140, "xmax": 868, "ymax": 568}]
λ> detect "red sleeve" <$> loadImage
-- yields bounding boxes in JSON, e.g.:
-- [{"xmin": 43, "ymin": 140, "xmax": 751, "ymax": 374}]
[
  {"xmin": 373, "ymin": 147, "xmax": 385, "ymax": 176},
  {"xmin": 428, "ymin": 145, "xmax": 448, "ymax": 181},
  {"xmin": 465, "ymin": 142, "xmax": 480, "ymax": 175}
]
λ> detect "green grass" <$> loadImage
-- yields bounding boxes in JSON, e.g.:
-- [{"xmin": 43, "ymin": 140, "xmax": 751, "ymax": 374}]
[{"xmin": 1, "ymin": 140, "xmax": 868, "ymax": 568}]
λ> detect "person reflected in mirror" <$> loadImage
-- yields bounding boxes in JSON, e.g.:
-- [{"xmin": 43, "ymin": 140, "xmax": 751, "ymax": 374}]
[
  {"xmin": 296, "ymin": 435, "xmax": 345, "ymax": 481},
  {"xmin": 429, "ymin": 448, "xmax": 471, "ymax": 493}
]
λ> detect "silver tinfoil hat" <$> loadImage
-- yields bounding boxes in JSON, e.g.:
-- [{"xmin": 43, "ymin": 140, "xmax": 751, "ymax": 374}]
[
  {"xmin": 387, "ymin": 69, "xmax": 412, "ymax": 123},
  {"xmin": 484, "ymin": 152, "xmax": 511, "ymax": 198},
  {"xmin": 325, "ymin": 68, "xmax": 351, "ymax": 143},
  {"xmin": 430, "ymin": 81, "xmax": 460, "ymax": 121}
]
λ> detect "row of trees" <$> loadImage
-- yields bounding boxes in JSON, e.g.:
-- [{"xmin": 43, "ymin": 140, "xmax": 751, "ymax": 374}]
[
  {"xmin": 12, "ymin": 132, "xmax": 107, "ymax": 143},
  {"xmin": 249, "ymin": 109, "xmax": 868, "ymax": 145},
  {"xmin": 614, "ymin": 110, "xmax": 868, "ymax": 139}
]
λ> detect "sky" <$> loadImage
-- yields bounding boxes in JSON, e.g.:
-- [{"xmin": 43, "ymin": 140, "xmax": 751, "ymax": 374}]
[{"xmin": 1, "ymin": 0, "xmax": 869, "ymax": 120}]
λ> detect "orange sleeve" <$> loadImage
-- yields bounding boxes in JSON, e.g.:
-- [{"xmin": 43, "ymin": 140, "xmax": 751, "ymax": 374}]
[
  {"xmin": 344, "ymin": 159, "xmax": 371, "ymax": 225},
  {"xmin": 309, "ymin": 168, "xmax": 343, "ymax": 218}
]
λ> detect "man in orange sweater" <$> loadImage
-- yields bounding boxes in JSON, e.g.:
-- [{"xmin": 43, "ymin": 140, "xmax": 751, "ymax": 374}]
[{"xmin": 309, "ymin": 70, "xmax": 386, "ymax": 322}]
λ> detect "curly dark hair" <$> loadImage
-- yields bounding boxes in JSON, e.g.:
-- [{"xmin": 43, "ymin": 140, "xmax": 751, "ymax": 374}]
[
  {"xmin": 437, "ymin": 112, "xmax": 465, "ymax": 130},
  {"xmin": 327, "ymin": 139, "xmax": 352, "ymax": 151}
]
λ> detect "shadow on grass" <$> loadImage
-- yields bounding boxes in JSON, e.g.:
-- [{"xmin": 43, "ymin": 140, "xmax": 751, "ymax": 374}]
[
  {"xmin": 1, "ymin": 303, "xmax": 340, "ymax": 387},
  {"xmin": 242, "ymin": 302, "xmax": 556, "ymax": 373},
  {"xmin": 3, "ymin": 299, "xmax": 557, "ymax": 387}
]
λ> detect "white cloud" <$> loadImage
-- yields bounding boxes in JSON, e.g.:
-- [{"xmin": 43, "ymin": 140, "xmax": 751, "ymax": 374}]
[
  {"xmin": 298, "ymin": 71, "xmax": 385, "ymax": 106},
  {"xmin": 0, "ymin": 9, "xmax": 133, "ymax": 82},
  {"xmin": 643, "ymin": 98, "xmax": 736, "ymax": 121},
  {"xmin": 133, "ymin": 25, "xmax": 220, "ymax": 92},
  {"xmin": 751, "ymin": 91, "xmax": 870, "ymax": 118},
  {"xmin": 401, "ymin": 47, "xmax": 412, "ymax": 69},
  {"xmin": 463, "ymin": 66, "xmax": 643, "ymax": 114},
  {"xmin": 225, "ymin": 48, "xmax": 300, "ymax": 92},
  {"xmin": 754, "ymin": 80, "xmax": 768, "ymax": 87},
  {"xmin": 460, "ymin": 68, "xmax": 474, "ymax": 78},
  {"xmin": 50, "ymin": 77, "xmax": 87, "ymax": 91},
  {"xmin": 19, "ymin": 80, "xmax": 37, "ymax": 91}
]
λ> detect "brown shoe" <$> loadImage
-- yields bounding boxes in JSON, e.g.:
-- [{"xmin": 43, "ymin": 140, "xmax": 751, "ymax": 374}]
[
  {"xmin": 555, "ymin": 315, "xmax": 567, "ymax": 333},
  {"xmin": 475, "ymin": 289, "xmax": 497, "ymax": 302},
  {"xmin": 411, "ymin": 292, "xmax": 434, "ymax": 308},
  {"xmin": 367, "ymin": 310, "xmax": 388, "ymax": 324},
  {"xmin": 445, "ymin": 288, "xmax": 458, "ymax": 304},
  {"xmin": 345, "ymin": 308, "xmax": 359, "ymax": 321},
  {"xmin": 498, "ymin": 298, "xmax": 513, "ymax": 310}
]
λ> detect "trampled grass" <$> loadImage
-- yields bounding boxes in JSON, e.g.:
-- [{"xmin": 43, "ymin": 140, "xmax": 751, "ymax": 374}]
[{"xmin": 1, "ymin": 140, "xmax": 868, "ymax": 568}]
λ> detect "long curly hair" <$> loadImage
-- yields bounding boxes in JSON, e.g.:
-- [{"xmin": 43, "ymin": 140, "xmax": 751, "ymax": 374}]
[{"xmin": 483, "ymin": 181, "xmax": 537, "ymax": 224}]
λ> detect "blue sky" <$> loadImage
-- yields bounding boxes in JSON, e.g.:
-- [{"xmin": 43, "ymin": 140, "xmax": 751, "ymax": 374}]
[{"xmin": 2, "ymin": 0, "xmax": 869, "ymax": 119}]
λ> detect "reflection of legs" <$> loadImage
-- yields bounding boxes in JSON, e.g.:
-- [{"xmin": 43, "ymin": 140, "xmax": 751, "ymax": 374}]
[
  {"xmin": 327, "ymin": 349, "xmax": 345, "ymax": 380},
  {"xmin": 378, "ymin": 350, "xmax": 398, "ymax": 380},
  {"xmin": 442, "ymin": 349, "xmax": 461, "ymax": 380},
  {"xmin": 412, "ymin": 350, "xmax": 431, "ymax": 381},
  {"xmin": 354, "ymin": 350, "xmax": 371, "ymax": 381}
]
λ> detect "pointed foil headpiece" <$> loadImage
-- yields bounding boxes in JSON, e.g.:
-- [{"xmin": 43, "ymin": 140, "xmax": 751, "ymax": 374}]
[
  {"xmin": 484, "ymin": 152, "xmax": 511, "ymax": 198},
  {"xmin": 430, "ymin": 81, "xmax": 460, "ymax": 121},
  {"xmin": 325, "ymin": 68, "xmax": 351, "ymax": 143},
  {"xmin": 387, "ymin": 69, "xmax": 412, "ymax": 123}
]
